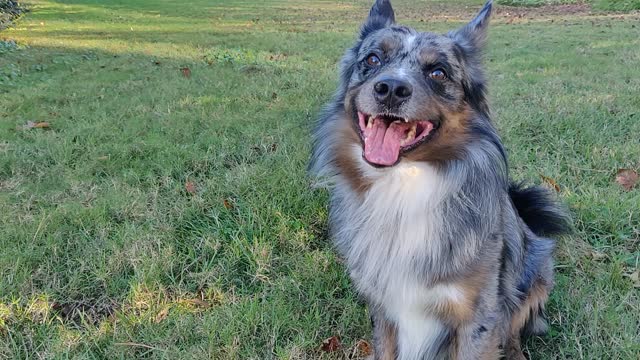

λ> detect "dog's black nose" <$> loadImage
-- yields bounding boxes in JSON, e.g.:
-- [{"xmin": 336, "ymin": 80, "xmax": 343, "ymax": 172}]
[{"xmin": 373, "ymin": 78, "xmax": 413, "ymax": 108}]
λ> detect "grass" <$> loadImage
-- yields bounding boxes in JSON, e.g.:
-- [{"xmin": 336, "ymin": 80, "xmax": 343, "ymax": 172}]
[
  {"xmin": 497, "ymin": 0, "xmax": 640, "ymax": 10},
  {"xmin": 593, "ymin": 0, "xmax": 640, "ymax": 11},
  {"xmin": 496, "ymin": 0, "xmax": 581, "ymax": 7},
  {"xmin": 1, "ymin": 0, "xmax": 639, "ymax": 358}
]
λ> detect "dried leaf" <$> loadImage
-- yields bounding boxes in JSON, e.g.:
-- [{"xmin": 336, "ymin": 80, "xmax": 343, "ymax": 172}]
[
  {"xmin": 223, "ymin": 199, "xmax": 233, "ymax": 210},
  {"xmin": 625, "ymin": 270, "xmax": 639, "ymax": 288},
  {"xmin": 154, "ymin": 308, "xmax": 169, "ymax": 323},
  {"xmin": 185, "ymin": 181, "xmax": 197, "ymax": 194},
  {"xmin": 540, "ymin": 175, "xmax": 560, "ymax": 192},
  {"xmin": 180, "ymin": 67, "xmax": 191, "ymax": 78},
  {"xmin": 17, "ymin": 121, "xmax": 50, "ymax": 130},
  {"xmin": 33, "ymin": 122, "xmax": 50, "ymax": 128},
  {"xmin": 588, "ymin": 250, "xmax": 607, "ymax": 261},
  {"xmin": 321, "ymin": 336, "xmax": 341, "ymax": 352},
  {"xmin": 96, "ymin": 156, "xmax": 109, "ymax": 161},
  {"xmin": 355, "ymin": 339, "xmax": 372, "ymax": 356},
  {"xmin": 615, "ymin": 169, "xmax": 638, "ymax": 191},
  {"xmin": 267, "ymin": 54, "xmax": 287, "ymax": 61},
  {"xmin": 190, "ymin": 298, "xmax": 210, "ymax": 308}
]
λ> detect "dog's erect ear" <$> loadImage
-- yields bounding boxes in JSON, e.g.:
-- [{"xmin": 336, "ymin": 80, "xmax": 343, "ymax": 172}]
[
  {"xmin": 360, "ymin": 0, "xmax": 395, "ymax": 38},
  {"xmin": 449, "ymin": 0, "xmax": 492, "ymax": 49}
]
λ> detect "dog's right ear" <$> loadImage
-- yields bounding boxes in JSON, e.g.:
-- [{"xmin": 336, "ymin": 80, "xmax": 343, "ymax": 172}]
[
  {"xmin": 449, "ymin": 0, "xmax": 492, "ymax": 50},
  {"xmin": 360, "ymin": 0, "xmax": 395, "ymax": 38}
]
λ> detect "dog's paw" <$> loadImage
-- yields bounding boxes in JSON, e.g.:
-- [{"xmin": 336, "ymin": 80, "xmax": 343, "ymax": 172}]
[{"xmin": 523, "ymin": 313, "xmax": 549, "ymax": 337}]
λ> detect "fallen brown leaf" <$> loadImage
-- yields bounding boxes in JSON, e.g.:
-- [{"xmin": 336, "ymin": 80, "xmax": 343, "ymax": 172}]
[
  {"xmin": 180, "ymin": 67, "xmax": 191, "ymax": 78},
  {"xmin": 624, "ymin": 270, "xmax": 640, "ymax": 288},
  {"xmin": 540, "ymin": 174, "xmax": 560, "ymax": 192},
  {"xmin": 223, "ymin": 199, "xmax": 233, "ymax": 210},
  {"xmin": 185, "ymin": 181, "xmax": 197, "ymax": 194},
  {"xmin": 355, "ymin": 339, "xmax": 372, "ymax": 356},
  {"xmin": 321, "ymin": 336, "xmax": 341, "ymax": 352},
  {"xmin": 33, "ymin": 122, "xmax": 50, "ymax": 128},
  {"xmin": 267, "ymin": 54, "xmax": 287, "ymax": 61},
  {"xmin": 184, "ymin": 298, "xmax": 211, "ymax": 308},
  {"xmin": 17, "ymin": 121, "xmax": 51, "ymax": 131},
  {"xmin": 154, "ymin": 307, "xmax": 169, "ymax": 323},
  {"xmin": 615, "ymin": 169, "xmax": 638, "ymax": 191},
  {"xmin": 588, "ymin": 250, "xmax": 607, "ymax": 261}
]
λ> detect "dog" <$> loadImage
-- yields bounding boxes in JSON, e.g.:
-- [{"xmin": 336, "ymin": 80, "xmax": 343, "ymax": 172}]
[{"xmin": 309, "ymin": 1, "xmax": 571, "ymax": 359}]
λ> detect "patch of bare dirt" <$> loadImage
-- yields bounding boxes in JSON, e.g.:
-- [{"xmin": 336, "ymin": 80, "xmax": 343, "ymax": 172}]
[
  {"xmin": 499, "ymin": 3, "xmax": 591, "ymax": 17},
  {"xmin": 402, "ymin": 2, "xmax": 593, "ymax": 23}
]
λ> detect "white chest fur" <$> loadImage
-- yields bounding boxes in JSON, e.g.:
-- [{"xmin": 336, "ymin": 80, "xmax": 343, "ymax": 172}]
[{"xmin": 335, "ymin": 151, "xmax": 462, "ymax": 359}]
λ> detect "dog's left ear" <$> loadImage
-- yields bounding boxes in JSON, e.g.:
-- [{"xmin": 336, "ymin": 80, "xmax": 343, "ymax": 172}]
[
  {"xmin": 449, "ymin": 0, "xmax": 493, "ymax": 49},
  {"xmin": 360, "ymin": 0, "xmax": 395, "ymax": 38}
]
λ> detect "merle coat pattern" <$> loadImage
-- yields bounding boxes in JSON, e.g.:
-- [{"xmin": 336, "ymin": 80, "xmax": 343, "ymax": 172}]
[{"xmin": 309, "ymin": 1, "xmax": 570, "ymax": 359}]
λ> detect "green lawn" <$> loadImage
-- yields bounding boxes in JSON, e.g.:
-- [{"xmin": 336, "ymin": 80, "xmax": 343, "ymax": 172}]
[{"xmin": 1, "ymin": 0, "xmax": 639, "ymax": 358}]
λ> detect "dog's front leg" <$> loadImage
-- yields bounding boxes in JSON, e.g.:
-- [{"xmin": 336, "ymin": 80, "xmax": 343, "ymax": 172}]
[
  {"xmin": 370, "ymin": 309, "xmax": 398, "ymax": 360},
  {"xmin": 449, "ymin": 322, "xmax": 504, "ymax": 360}
]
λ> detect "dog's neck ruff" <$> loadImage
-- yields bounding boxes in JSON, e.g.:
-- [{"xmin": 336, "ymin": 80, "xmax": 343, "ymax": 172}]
[{"xmin": 336, "ymin": 146, "xmax": 449, "ymax": 284}]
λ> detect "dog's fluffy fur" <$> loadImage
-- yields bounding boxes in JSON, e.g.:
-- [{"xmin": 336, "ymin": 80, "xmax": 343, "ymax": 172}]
[{"xmin": 309, "ymin": 1, "xmax": 570, "ymax": 359}]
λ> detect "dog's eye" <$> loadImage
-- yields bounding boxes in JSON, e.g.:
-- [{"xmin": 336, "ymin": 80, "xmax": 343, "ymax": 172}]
[
  {"xmin": 366, "ymin": 54, "xmax": 382, "ymax": 67},
  {"xmin": 429, "ymin": 69, "xmax": 447, "ymax": 81}
]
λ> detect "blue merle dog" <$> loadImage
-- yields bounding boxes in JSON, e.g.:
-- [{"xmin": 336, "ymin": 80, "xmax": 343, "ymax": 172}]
[{"xmin": 309, "ymin": 1, "xmax": 570, "ymax": 359}]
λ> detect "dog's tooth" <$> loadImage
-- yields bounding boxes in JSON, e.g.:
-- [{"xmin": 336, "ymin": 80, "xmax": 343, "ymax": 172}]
[
  {"xmin": 366, "ymin": 117, "xmax": 373, "ymax": 129},
  {"xmin": 400, "ymin": 124, "xmax": 416, "ymax": 147},
  {"xmin": 406, "ymin": 123, "xmax": 417, "ymax": 139},
  {"xmin": 405, "ymin": 134, "xmax": 414, "ymax": 143}
]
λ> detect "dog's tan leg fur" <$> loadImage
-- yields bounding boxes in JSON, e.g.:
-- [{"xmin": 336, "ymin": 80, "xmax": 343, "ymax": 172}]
[
  {"xmin": 478, "ymin": 332, "xmax": 504, "ymax": 360},
  {"xmin": 511, "ymin": 279, "xmax": 550, "ymax": 336},
  {"xmin": 371, "ymin": 313, "xmax": 397, "ymax": 360},
  {"xmin": 506, "ymin": 278, "xmax": 551, "ymax": 360},
  {"xmin": 504, "ymin": 335, "xmax": 527, "ymax": 360}
]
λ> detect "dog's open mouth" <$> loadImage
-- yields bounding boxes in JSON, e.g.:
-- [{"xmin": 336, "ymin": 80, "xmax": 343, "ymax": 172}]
[{"xmin": 357, "ymin": 111, "xmax": 436, "ymax": 166}]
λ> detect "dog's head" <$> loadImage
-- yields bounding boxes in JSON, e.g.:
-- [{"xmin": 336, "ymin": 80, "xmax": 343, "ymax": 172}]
[{"xmin": 340, "ymin": 0, "xmax": 493, "ymax": 167}]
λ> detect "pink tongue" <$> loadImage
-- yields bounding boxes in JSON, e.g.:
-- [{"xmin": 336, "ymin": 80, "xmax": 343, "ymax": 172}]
[{"xmin": 363, "ymin": 119, "xmax": 410, "ymax": 166}]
